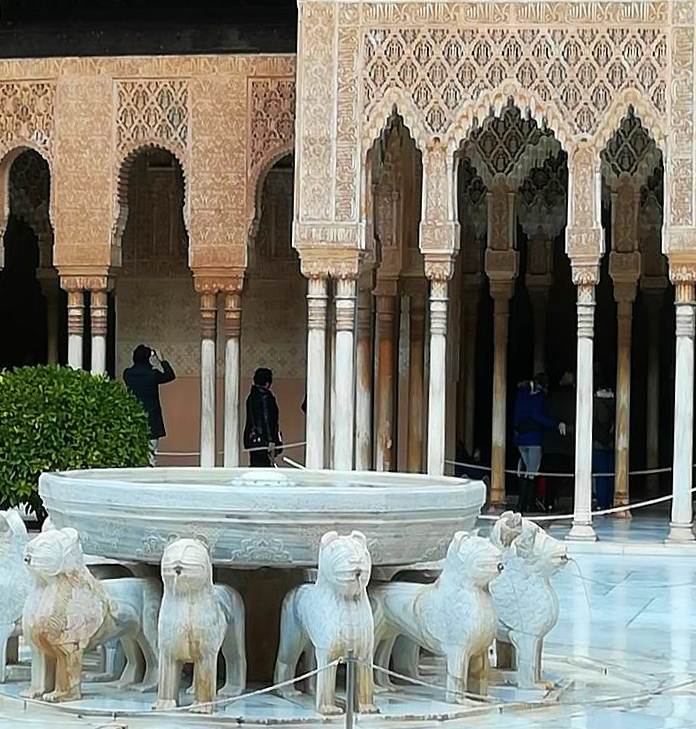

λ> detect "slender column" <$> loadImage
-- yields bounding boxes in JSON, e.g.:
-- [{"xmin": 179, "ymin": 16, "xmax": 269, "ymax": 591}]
[
  {"xmin": 525, "ymin": 234, "xmax": 554, "ymax": 376},
  {"xmin": 223, "ymin": 283, "xmax": 243, "ymax": 467},
  {"xmin": 374, "ymin": 283, "xmax": 398, "ymax": 471},
  {"xmin": 305, "ymin": 275, "xmax": 328, "ymax": 469},
  {"xmin": 489, "ymin": 282, "xmax": 513, "ymax": 507},
  {"xmin": 424, "ymin": 259, "xmax": 453, "ymax": 476},
  {"xmin": 199, "ymin": 291, "xmax": 217, "ymax": 468},
  {"xmin": 66, "ymin": 288, "xmax": 84, "ymax": 370},
  {"xmin": 643, "ymin": 290, "xmax": 663, "ymax": 496},
  {"xmin": 90, "ymin": 288, "xmax": 108, "ymax": 375},
  {"xmin": 333, "ymin": 276, "xmax": 357, "ymax": 470},
  {"xmin": 407, "ymin": 288, "xmax": 426, "ymax": 473},
  {"xmin": 567, "ymin": 270, "xmax": 598, "ymax": 541},
  {"xmin": 668, "ymin": 276, "xmax": 696, "ymax": 542},
  {"xmin": 355, "ymin": 280, "xmax": 374, "ymax": 470},
  {"xmin": 613, "ymin": 299, "xmax": 633, "ymax": 512}
]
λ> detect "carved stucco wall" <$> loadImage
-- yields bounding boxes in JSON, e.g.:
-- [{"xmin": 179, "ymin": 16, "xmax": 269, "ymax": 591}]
[{"xmin": 294, "ymin": 0, "xmax": 689, "ymax": 275}]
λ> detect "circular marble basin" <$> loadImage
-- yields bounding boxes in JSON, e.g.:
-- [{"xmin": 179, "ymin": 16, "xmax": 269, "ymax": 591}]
[{"xmin": 39, "ymin": 468, "xmax": 485, "ymax": 568}]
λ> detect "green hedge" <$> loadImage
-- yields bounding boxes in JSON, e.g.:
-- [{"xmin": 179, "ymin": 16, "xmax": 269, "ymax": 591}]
[{"xmin": 0, "ymin": 365, "xmax": 150, "ymax": 517}]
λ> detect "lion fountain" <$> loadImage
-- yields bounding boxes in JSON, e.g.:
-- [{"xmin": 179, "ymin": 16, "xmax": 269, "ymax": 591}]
[
  {"xmin": 489, "ymin": 511, "xmax": 568, "ymax": 689},
  {"xmin": 274, "ymin": 530, "xmax": 377, "ymax": 716},
  {"xmin": 21, "ymin": 527, "xmax": 161, "ymax": 702},
  {"xmin": 155, "ymin": 538, "xmax": 246, "ymax": 713},
  {"xmin": 371, "ymin": 532, "xmax": 503, "ymax": 703}
]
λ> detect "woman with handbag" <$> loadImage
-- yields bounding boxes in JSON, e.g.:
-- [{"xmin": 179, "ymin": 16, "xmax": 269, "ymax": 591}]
[{"xmin": 243, "ymin": 367, "xmax": 283, "ymax": 467}]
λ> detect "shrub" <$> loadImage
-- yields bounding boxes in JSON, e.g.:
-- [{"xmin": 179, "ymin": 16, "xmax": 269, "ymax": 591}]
[{"xmin": 0, "ymin": 365, "xmax": 150, "ymax": 518}]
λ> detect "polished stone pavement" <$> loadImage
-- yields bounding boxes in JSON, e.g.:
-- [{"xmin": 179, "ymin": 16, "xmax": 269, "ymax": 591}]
[{"xmin": 2, "ymin": 514, "xmax": 696, "ymax": 728}]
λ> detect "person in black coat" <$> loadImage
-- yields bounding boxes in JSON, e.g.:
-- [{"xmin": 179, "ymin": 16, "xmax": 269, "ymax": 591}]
[
  {"xmin": 244, "ymin": 367, "xmax": 283, "ymax": 467},
  {"xmin": 123, "ymin": 344, "xmax": 176, "ymax": 465}
]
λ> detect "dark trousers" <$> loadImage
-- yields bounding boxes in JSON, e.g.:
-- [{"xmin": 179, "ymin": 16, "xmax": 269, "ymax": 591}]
[
  {"xmin": 250, "ymin": 449, "xmax": 273, "ymax": 467},
  {"xmin": 541, "ymin": 453, "xmax": 573, "ymax": 510},
  {"xmin": 593, "ymin": 449, "xmax": 615, "ymax": 510}
]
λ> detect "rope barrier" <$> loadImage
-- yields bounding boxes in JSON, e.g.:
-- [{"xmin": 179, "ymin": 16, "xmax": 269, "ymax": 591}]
[
  {"xmin": 158, "ymin": 441, "xmax": 307, "ymax": 458},
  {"xmin": 445, "ymin": 458, "xmax": 681, "ymax": 479}
]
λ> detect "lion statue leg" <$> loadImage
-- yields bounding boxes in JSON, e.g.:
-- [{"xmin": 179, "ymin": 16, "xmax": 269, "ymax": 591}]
[
  {"xmin": 114, "ymin": 636, "xmax": 144, "ymax": 689},
  {"xmin": 392, "ymin": 636, "xmax": 420, "ymax": 681},
  {"xmin": 445, "ymin": 647, "xmax": 470, "ymax": 705},
  {"xmin": 0, "ymin": 622, "xmax": 15, "ymax": 684},
  {"xmin": 21, "ymin": 646, "xmax": 55, "ymax": 699},
  {"xmin": 190, "ymin": 653, "xmax": 217, "ymax": 714},
  {"xmin": 314, "ymin": 648, "xmax": 341, "ymax": 715},
  {"xmin": 357, "ymin": 657, "xmax": 378, "ymax": 714},
  {"xmin": 154, "ymin": 649, "xmax": 181, "ymax": 711},
  {"xmin": 467, "ymin": 649, "xmax": 490, "ymax": 696},
  {"xmin": 373, "ymin": 635, "xmax": 396, "ymax": 691},
  {"xmin": 273, "ymin": 593, "xmax": 308, "ymax": 698},
  {"xmin": 510, "ymin": 630, "xmax": 548, "ymax": 689},
  {"xmin": 219, "ymin": 591, "xmax": 246, "ymax": 697},
  {"xmin": 44, "ymin": 644, "xmax": 83, "ymax": 703}
]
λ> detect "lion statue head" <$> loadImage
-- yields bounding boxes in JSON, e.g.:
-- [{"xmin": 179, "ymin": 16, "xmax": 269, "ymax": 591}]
[
  {"xmin": 24, "ymin": 527, "xmax": 85, "ymax": 580},
  {"xmin": 443, "ymin": 532, "xmax": 503, "ymax": 588},
  {"xmin": 489, "ymin": 511, "xmax": 523, "ymax": 551},
  {"xmin": 512, "ymin": 522, "xmax": 568, "ymax": 576},
  {"xmin": 317, "ymin": 530, "xmax": 371, "ymax": 596},
  {"xmin": 161, "ymin": 538, "xmax": 213, "ymax": 593},
  {"xmin": 0, "ymin": 509, "xmax": 28, "ymax": 559}
]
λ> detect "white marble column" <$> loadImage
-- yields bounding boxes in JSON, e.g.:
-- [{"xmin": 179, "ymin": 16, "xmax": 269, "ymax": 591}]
[
  {"xmin": 223, "ymin": 286, "xmax": 242, "ymax": 467},
  {"xmin": 199, "ymin": 291, "xmax": 217, "ymax": 468},
  {"xmin": 355, "ymin": 280, "xmax": 374, "ymax": 470},
  {"xmin": 668, "ymin": 277, "xmax": 695, "ymax": 542},
  {"xmin": 425, "ymin": 262, "xmax": 452, "ymax": 476},
  {"xmin": 568, "ymin": 270, "xmax": 598, "ymax": 541},
  {"xmin": 333, "ymin": 276, "xmax": 357, "ymax": 470},
  {"xmin": 90, "ymin": 288, "xmax": 108, "ymax": 375},
  {"xmin": 375, "ymin": 284, "xmax": 398, "ymax": 471},
  {"xmin": 305, "ymin": 275, "xmax": 328, "ymax": 469},
  {"xmin": 65, "ymin": 287, "xmax": 84, "ymax": 370}
]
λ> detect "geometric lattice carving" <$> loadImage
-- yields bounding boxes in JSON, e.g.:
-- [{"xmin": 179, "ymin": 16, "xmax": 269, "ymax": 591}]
[
  {"xmin": 466, "ymin": 101, "xmax": 555, "ymax": 179},
  {"xmin": 0, "ymin": 82, "xmax": 54, "ymax": 158},
  {"xmin": 115, "ymin": 80, "xmax": 189, "ymax": 154},
  {"xmin": 640, "ymin": 159, "xmax": 664, "ymax": 211},
  {"xmin": 457, "ymin": 157, "xmax": 487, "ymax": 241},
  {"xmin": 364, "ymin": 27, "xmax": 667, "ymax": 136},
  {"xmin": 248, "ymin": 78, "xmax": 296, "ymax": 177},
  {"xmin": 601, "ymin": 107, "xmax": 661, "ymax": 188},
  {"xmin": 518, "ymin": 152, "xmax": 568, "ymax": 238}
]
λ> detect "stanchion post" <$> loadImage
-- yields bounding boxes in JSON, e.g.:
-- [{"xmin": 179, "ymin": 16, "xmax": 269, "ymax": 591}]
[{"xmin": 345, "ymin": 650, "xmax": 356, "ymax": 729}]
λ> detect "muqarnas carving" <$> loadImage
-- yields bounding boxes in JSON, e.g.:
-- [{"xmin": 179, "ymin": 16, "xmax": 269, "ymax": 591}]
[
  {"xmin": 0, "ymin": 510, "xmax": 31, "ymax": 683},
  {"xmin": 22, "ymin": 527, "xmax": 160, "ymax": 702},
  {"xmin": 274, "ymin": 530, "xmax": 376, "ymax": 716},
  {"xmin": 371, "ymin": 532, "xmax": 502, "ymax": 703},
  {"xmin": 489, "ymin": 511, "xmax": 568, "ymax": 689},
  {"xmin": 155, "ymin": 538, "xmax": 246, "ymax": 714}
]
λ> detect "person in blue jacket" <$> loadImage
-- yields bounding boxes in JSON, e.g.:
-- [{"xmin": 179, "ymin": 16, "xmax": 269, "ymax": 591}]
[{"xmin": 513, "ymin": 373, "xmax": 566, "ymax": 514}]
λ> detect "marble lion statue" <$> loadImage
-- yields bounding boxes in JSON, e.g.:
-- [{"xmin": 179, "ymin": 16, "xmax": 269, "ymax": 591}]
[
  {"xmin": 21, "ymin": 527, "xmax": 161, "ymax": 702},
  {"xmin": 155, "ymin": 538, "xmax": 246, "ymax": 714},
  {"xmin": 371, "ymin": 532, "xmax": 502, "ymax": 704},
  {"xmin": 274, "ymin": 530, "xmax": 376, "ymax": 716},
  {"xmin": 489, "ymin": 511, "xmax": 568, "ymax": 689},
  {"xmin": 0, "ymin": 510, "xmax": 31, "ymax": 683}
]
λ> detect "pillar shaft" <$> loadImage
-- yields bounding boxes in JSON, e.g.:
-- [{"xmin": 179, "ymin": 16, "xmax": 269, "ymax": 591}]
[
  {"xmin": 333, "ymin": 276, "xmax": 357, "ymax": 470},
  {"xmin": 355, "ymin": 282, "xmax": 373, "ymax": 470},
  {"xmin": 407, "ymin": 290, "xmax": 426, "ymax": 473},
  {"xmin": 90, "ymin": 289, "xmax": 108, "ymax": 375},
  {"xmin": 645, "ymin": 296, "xmax": 661, "ymax": 496},
  {"xmin": 375, "ymin": 289, "xmax": 398, "ymax": 471},
  {"xmin": 613, "ymin": 299, "xmax": 633, "ymax": 511},
  {"xmin": 668, "ymin": 280, "xmax": 695, "ymax": 542},
  {"xmin": 568, "ymin": 276, "xmax": 597, "ymax": 541},
  {"xmin": 528, "ymin": 287, "xmax": 549, "ymax": 376},
  {"xmin": 426, "ymin": 276, "xmax": 449, "ymax": 476},
  {"xmin": 66, "ymin": 289, "xmax": 84, "ymax": 370},
  {"xmin": 489, "ymin": 287, "xmax": 511, "ymax": 508},
  {"xmin": 223, "ymin": 287, "xmax": 242, "ymax": 467},
  {"xmin": 199, "ymin": 291, "xmax": 217, "ymax": 468},
  {"xmin": 306, "ymin": 276, "xmax": 328, "ymax": 469}
]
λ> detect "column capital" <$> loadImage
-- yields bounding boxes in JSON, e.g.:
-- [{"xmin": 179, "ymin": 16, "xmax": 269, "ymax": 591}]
[
  {"xmin": 609, "ymin": 251, "xmax": 641, "ymax": 303},
  {"xmin": 199, "ymin": 291, "xmax": 218, "ymax": 340},
  {"xmin": 423, "ymin": 253, "xmax": 456, "ymax": 283},
  {"xmin": 193, "ymin": 269, "xmax": 245, "ymax": 296},
  {"xmin": 485, "ymin": 248, "xmax": 518, "ymax": 282},
  {"xmin": 223, "ymin": 291, "xmax": 242, "ymax": 339},
  {"xmin": 566, "ymin": 227, "xmax": 603, "ymax": 259},
  {"xmin": 419, "ymin": 220, "xmax": 460, "ymax": 252},
  {"xmin": 571, "ymin": 262, "xmax": 600, "ymax": 288},
  {"xmin": 59, "ymin": 270, "xmax": 112, "ymax": 293}
]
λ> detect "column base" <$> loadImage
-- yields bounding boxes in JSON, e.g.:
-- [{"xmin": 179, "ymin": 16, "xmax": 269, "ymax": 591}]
[
  {"xmin": 612, "ymin": 508, "xmax": 632, "ymax": 520},
  {"xmin": 566, "ymin": 521, "xmax": 597, "ymax": 542},
  {"xmin": 667, "ymin": 522, "xmax": 695, "ymax": 543},
  {"xmin": 486, "ymin": 503, "xmax": 506, "ymax": 516}
]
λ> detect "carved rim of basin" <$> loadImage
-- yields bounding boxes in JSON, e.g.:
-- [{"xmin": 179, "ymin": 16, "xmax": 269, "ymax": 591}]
[{"xmin": 39, "ymin": 468, "xmax": 486, "ymax": 568}]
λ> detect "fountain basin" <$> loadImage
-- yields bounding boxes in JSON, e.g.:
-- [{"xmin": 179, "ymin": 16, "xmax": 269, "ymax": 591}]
[{"xmin": 39, "ymin": 467, "xmax": 485, "ymax": 568}]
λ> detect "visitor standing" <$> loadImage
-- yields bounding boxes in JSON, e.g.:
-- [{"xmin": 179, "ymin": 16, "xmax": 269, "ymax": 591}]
[
  {"xmin": 542, "ymin": 371, "xmax": 576, "ymax": 512},
  {"xmin": 593, "ymin": 385, "xmax": 615, "ymax": 510},
  {"xmin": 244, "ymin": 367, "xmax": 283, "ymax": 467},
  {"xmin": 513, "ymin": 373, "xmax": 566, "ymax": 514},
  {"xmin": 123, "ymin": 345, "xmax": 176, "ymax": 466}
]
